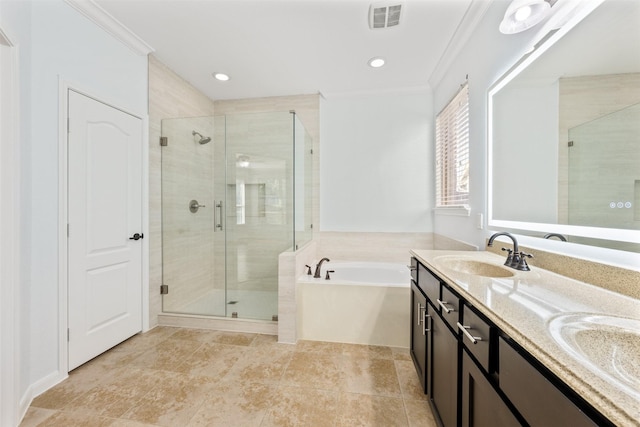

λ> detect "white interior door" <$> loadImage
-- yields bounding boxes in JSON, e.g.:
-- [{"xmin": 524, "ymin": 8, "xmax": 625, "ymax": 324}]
[{"xmin": 68, "ymin": 90, "xmax": 143, "ymax": 370}]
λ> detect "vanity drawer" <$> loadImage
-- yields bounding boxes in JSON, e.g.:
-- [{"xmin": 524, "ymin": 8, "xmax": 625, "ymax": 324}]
[
  {"xmin": 418, "ymin": 263, "xmax": 440, "ymax": 303},
  {"xmin": 438, "ymin": 285, "xmax": 460, "ymax": 330},
  {"xmin": 460, "ymin": 305, "xmax": 491, "ymax": 372},
  {"xmin": 499, "ymin": 337, "xmax": 598, "ymax": 427}
]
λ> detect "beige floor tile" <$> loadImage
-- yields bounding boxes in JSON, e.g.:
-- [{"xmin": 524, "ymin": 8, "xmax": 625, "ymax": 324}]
[
  {"xmin": 395, "ymin": 360, "xmax": 428, "ymax": 401},
  {"xmin": 250, "ymin": 333, "xmax": 286, "ymax": 348},
  {"xmin": 261, "ymin": 386, "xmax": 339, "ymax": 427},
  {"xmin": 186, "ymin": 381, "xmax": 274, "ymax": 426},
  {"xmin": 224, "ymin": 345, "xmax": 293, "ymax": 384},
  {"xmin": 64, "ymin": 367, "xmax": 159, "ymax": 418},
  {"xmin": 341, "ymin": 343, "xmax": 394, "ymax": 360},
  {"xmin": 21, "ymin": 329, "xmax": 436, "ymax": 427},
  {"xmin": 281, "ymin": 352, "xmax": 345, "ymax": 390},
  {"xmin": 404, "ymin": 399, "xmax": 438, "ymax": 427},
  {"xmin": 31, "ymin": 364, "xmax": 126, "ymax": 410},
  {"xmin": 392, "ymin": 347, "xmax": 412, "ymax": 361},
  {"xmin": 335, "ymin": 392, "xmax": 408, "ymax": 427},
  {"xmin": 18, "ymin": 407, "xmax": 57, "ymax": 426},
  {"xmin": 342, "ymin": 357, "xmax": 402, "ymax": 397},
  {"xmin": 120, "ymin": 372, "xmax": 214, "ymax": 427},
  {"xmin": 209, "ymin": 330, "xmax": 257, "ymax": 346},
  {"xmin": 129, "ymin": 338, "xmax": 203, "ymax": 371},
  {"xmin": 27, "ymin": 410, "xmax": 114, "ymax": 427},
  {"xmin": 109, "ymin": 419, "xmax": 163, "ymax": 427},
  {"xmin": 173, "ymin": 342, "xmax": 247, "ymax": 379},
  {"xmin": 168, "ymin": 328, "xmax": 220, "ymax": 343},
  {"xmin": 111, "ymin": 327, "xmax": 179, "ymax": 353},
  {"xmin": 294, "ymin": 340, "xmax": 345, "ymax": 355}
]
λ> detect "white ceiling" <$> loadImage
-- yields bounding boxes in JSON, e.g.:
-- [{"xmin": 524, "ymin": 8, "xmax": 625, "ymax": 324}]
[{"xmin": 95, "ymin": 0, "xmax": 487, "ymax": 100}]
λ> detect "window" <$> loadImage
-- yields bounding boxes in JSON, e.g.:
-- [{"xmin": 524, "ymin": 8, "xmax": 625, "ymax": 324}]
[{"xmin": 435, "ymin": 83, "xmax": 469, "ymax": 208}]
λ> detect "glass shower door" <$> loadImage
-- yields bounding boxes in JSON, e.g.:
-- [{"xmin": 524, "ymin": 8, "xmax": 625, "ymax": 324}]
[
  {"xmin": 221, "ymin": 112, "xmax": 294, "ymax": 321},
  {"xmin": 161, "ymin": 116, "xmax": 224, "ymax": 316}
]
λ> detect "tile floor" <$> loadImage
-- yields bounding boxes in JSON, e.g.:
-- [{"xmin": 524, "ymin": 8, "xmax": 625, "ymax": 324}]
[{"xmin": 21, "ymin": 327, "xmax": 437, "ymax": 427}]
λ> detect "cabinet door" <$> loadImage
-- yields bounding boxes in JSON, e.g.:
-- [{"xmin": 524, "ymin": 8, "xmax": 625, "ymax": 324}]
[
  {"xmin": 410, "ymin": 282, "xmax": 429, "ymax": 394},
  {"xmin": 431, "ymin": 312, "xmax": 458, "ymax": 427},
  {"xmin": 462, "ymin": 351, "xmax": 520, "ymax": 427},
  {"xmin": 499, "ymin": 338, "xmax": 598, "ymax": 427}
]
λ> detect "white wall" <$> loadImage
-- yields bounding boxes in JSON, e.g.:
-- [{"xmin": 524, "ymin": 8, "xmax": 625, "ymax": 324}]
[
  {"xmin": 432, "ymin": 0, "xmax": 543, "ymax": 248},
  {"xmin": 0, "ymin": 0, "xmax": 33, "ymax": 419},
  {"xmin": 320, "ymin": 91, "xmax": 433, "ymax": 232},
  {"xmin": 0, "ymin": 0, "xmax": 148, "ymax": 419}
]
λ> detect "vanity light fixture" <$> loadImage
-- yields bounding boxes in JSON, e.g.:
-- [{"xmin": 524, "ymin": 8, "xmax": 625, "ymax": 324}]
[
  {"xmin": 213, "ymin": 72, "xmax": 230, "ymax": 81},
  {"xmin": 368, "ymin": 57, "xmax": 386, "ymax": 68},
  {"xmin": 499, "ymin": 0, "xmax": 550, "ymax": 34}
]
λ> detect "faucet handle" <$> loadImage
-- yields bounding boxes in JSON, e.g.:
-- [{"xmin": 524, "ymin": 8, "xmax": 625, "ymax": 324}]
[
  {"xmin": 501, "ymin": 247, "xmax": 513, "ymax": 266},
  {"xmin": 325, "ymin": 270, "xmax": 335, "ymax": 280},
  {"xmin": 305, "ymin": 265, "xmax": 312, "ymax": 275},
  {"xmin": 516, "ymin": 252, "xmax": 533, "ymax": 271}
]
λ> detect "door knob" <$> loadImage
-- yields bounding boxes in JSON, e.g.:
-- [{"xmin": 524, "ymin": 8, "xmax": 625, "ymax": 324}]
[{"xmin": 129, "ymin": 233, "xmax": 143, "ymax": 240}]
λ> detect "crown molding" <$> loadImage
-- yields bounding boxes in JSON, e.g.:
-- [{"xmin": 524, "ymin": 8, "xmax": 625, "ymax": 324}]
[
  {"xmin": 64, "ymin": 0, "xmax": 154, "ymax": 56},
  {"xmin": 428, "ymin": 0, "xmax": 492, "ymax": 88}
]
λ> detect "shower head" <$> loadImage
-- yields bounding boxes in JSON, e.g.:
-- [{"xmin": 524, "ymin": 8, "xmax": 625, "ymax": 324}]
[{"xmin": 192, "ymin": 130, "xmax": 211, "ymax": 145}]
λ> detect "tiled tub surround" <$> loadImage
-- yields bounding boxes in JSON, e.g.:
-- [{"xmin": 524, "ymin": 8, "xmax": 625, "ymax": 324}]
[
  {"xmin": 411, "ymin": 249, "xmax": 640, "ymax": 427},
  {"xmin": 21, "ymin": 328, "xmax": 437, "ymax": 427},
  {"xmin": 296, "ymin": 262, "xmax": 411, "ymax": 348}
]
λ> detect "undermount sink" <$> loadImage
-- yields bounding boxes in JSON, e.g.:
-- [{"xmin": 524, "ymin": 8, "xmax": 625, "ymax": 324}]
[
  {"xmin": 435, "ymin": 256, "xmax": 515, "ymax": 278},
  {"xmin": 548, "ymin": 313, "xmax": 640, "ymax": 396}
]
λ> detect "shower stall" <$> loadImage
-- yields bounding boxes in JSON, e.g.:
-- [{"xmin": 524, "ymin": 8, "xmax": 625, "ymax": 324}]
[{"xmin": 160, "ymin": 111, "xmax": 312, "ymax": 321}]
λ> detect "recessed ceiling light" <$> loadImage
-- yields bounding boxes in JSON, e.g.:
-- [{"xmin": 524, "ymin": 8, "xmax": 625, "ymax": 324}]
[
  {"xmin": 368, "ymin": 57, "xmax": 385, "ymax": 68},
  {"xmin": 213, "ymin": 72, "xmax": 230, "ymax": 81}
]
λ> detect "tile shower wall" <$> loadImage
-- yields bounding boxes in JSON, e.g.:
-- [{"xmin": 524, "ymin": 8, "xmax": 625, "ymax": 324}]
[
  {"xmin": 558, "ymin": 73, "xmax": 640, "ymax": 225},
  {"xmin": 148, "ymin": 55, "xmax": 216, "ymax": 327}
]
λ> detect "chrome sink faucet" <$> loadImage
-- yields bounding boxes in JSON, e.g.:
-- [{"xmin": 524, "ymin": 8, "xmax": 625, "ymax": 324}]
[
  {"xmin": 487, "ymin": 232, "xmax": 532, "ymax": 271},
  {"xmin": 314, "ymin": 257, "xmax": 330, "ymax": 278}
]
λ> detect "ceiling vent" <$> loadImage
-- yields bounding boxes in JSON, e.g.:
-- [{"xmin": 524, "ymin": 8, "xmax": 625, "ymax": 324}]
[{"xmin": 369, "ymin": 2, "xmax": 403, "ymax": 29}]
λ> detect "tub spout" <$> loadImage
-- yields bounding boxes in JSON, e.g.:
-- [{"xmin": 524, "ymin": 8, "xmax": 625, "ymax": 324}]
[{"xmin": 314, "ymin": 257, "xmax": 330, "ymax": 278}]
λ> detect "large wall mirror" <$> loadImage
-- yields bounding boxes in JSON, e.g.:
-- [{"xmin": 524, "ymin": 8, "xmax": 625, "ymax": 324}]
[{"xmin": 488, "ymin": 0, "xmax": 640, "ymax": 252}]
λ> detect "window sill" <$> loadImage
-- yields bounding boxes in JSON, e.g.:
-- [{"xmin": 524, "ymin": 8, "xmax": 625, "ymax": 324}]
[{"xmin": 433, "ymin": 206, "xmax": 471, "ymax": 217}]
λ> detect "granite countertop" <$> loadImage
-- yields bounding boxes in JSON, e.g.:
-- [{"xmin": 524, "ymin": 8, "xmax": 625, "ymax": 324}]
[{"xmin": 410, "ymin": 249, "xmax": 640, "ymax": 427}]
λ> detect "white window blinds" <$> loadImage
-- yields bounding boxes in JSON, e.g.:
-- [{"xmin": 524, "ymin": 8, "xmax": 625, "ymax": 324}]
[{"xmin": 435, "ymin": 83, "xmax": 469, "ymax": 207}]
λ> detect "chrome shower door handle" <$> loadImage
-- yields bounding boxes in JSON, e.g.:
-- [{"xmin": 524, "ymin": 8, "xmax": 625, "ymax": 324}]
[{"xmin": 215, "ymin": 200, "xmax": 223, "ymax": 230}]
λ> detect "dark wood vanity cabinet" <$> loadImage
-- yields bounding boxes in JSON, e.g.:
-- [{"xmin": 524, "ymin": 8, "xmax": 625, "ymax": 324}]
[
  {"xmin": 461, "ymin": 351, "xmax": 520, "ymax": 427},
  {"xmin": 431, "ymin": 308, "xmax": 458, "ymax": 427},
  {"xmin": 410, "ymin": 280, "xmax": 429, "ymax": 393},
  {"xmin": 409, "ymin": 257, "xmax": 610, "ymax": 427}
]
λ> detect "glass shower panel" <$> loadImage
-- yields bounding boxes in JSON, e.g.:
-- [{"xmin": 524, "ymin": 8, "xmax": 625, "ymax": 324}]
[
  {"xmin": 294, "ymin": 114, "xmax": 313, "ymax": 249},
  {"xmin": 161, "ymin": 116, "xmax": 223, "ymax": 316},
  {"xmin": 568, "ymin": 102, "xmax": 640, "ymax": 230},
  {"xmin": 222, "ymin": 112, "xmax": 294, "ymax": 321}
]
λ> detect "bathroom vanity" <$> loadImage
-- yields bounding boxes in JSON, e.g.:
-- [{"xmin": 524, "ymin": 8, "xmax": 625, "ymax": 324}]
[{"xmin": 409, "ymin": 250, "xmax": 639, "ymax": 427}]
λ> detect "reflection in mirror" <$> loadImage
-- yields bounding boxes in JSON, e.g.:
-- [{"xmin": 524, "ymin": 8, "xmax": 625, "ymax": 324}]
[{"xmin": 488, "ymin": 0, "xmax": 640, "ymax": 252}]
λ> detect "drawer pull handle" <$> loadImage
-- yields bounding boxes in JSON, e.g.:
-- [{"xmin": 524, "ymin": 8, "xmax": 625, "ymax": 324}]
[
  {"xmin": 457, "ymin": 322, "xmax": 483, "ymax": 344},
  {"xmin": 437, "ymin": 299, "xmax": 454, "ymax": 314},
  {"xmin": 417, "ymin": 302, "xmax": 424, "ymax": 325},
  {"xmin": 423, "ymin": 314, "xmax": 431, "ymax": 335},
  {"xmin": 407, "ymin": 265, "xmax": 417, "ymax": 271}
]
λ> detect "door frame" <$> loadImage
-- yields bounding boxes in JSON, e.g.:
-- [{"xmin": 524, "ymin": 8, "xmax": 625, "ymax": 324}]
[
  {"xmin": 58, "ymin": 80, "xmax": 150, "ymax": 376},
  {"xmin": 0, "ymin": 25, "xmax": 20, "ymax": 427}
]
